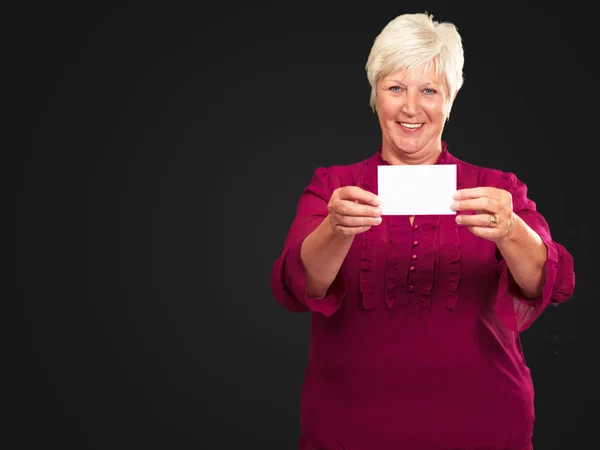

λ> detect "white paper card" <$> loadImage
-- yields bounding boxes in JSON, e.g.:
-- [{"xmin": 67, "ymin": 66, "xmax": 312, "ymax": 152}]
[{"xmin": 377, "ymin": 164, "xmax": 457, "ymax": 215}]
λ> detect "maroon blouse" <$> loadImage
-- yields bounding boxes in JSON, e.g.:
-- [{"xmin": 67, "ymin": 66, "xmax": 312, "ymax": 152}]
[{"xmin": 270, "ymin": 142, "xmax": 575, "ymax": 450}]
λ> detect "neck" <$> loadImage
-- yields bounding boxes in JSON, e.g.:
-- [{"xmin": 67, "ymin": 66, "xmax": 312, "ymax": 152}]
[{"xmin": 380, "ymin": 143, "xmax": 442, "ymax": 166}]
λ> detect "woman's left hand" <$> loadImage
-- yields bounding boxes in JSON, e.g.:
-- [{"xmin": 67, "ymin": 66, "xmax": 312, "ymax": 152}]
[{"xmin": 450, "ymin": 187, "xmax": 514, "ymax": 242}]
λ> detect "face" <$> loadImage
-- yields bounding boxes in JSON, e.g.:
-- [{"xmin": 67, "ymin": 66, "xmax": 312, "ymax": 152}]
[{"xmin": 376, "ymin": 63, "xmax": 453, "ymax": 164}]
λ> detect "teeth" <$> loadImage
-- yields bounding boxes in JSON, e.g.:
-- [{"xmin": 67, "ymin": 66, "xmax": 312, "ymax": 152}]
[{"xmin": 400, "ymin": 123, "xmax": 423, "ymax": 129}]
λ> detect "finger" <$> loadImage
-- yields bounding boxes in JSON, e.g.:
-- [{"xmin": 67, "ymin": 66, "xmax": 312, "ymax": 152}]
[
  {"xmin": 465, "ymin": 225, "xmax": 500, "ymax": 241},
  {"xmin": 453, "ymin": 187, "xmax": 501, "ymax": 200},
  {"xmin": 332, "ymin": 225, "xmax": 373, "ymax": 236},
  {"xmin": 332, "ymin": 212, "xmax": 382, "ymax": 227},
  {"xmin": 450, "ymin": 197, "xmax": 499, "ymax": 213},
  {"xmin": 338, "ymin": 186, "xmax": 380, "ymax": 206},
  {"xmin": 455, "ymin": 213, "xmax": 498, "ymax": 228},
  {"xmin": 332, "ymin": 199, "xmax": 382, "ymax": 218}
]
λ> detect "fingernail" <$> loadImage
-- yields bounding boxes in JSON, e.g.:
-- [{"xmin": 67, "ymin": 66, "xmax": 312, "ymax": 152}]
[{"xmin": 450, "ymin": 201, "xmax": 459, "ymax": 210}]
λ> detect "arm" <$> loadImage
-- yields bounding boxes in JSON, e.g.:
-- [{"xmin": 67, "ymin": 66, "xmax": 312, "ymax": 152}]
[
  {"xmin": 270, "ymin": 167, "xmax": 348, "ymax": 316},
  {"xmin": 453, "ymin": 171, "xmax": 575, "ymax": 332},
  {"xmin": 300, "ymin": 219, "xmax": 355, "ymax": 298},
  {"xmin": 494, "ymin": 173, "xmax": 575, "ymax": 331},
  {"xmin": 494, "ymin": 212, "xmax": 547, "ymax": 299},
  {"xmin": 302, "ymin": 184, "xmax": 381, "ymax": 296},
  {"xmin": 270, "ymin": 167, "xmax": 381, "ymax": 316}
]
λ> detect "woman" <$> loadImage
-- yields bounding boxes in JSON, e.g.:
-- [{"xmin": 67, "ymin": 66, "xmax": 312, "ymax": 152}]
[{"xmin": 270, "ymin": 12, "xmax": 575, "ymax": 450}]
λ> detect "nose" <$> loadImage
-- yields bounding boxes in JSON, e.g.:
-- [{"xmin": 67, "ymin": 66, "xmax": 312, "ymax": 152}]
[{"xmin": 402, "ymin": 91, "xmax": 420, "ymax": 116}]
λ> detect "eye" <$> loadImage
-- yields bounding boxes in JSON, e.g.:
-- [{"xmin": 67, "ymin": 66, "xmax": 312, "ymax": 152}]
[
  {"xmin": 423, "ymin": 88, "xmax": 437, "ymax": 95},
  {"xmin": 389, "ymin": 86, "xmax": 402, "ymax": 92}
]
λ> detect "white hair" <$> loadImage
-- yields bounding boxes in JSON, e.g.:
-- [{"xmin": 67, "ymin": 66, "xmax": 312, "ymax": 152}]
[{"xmin": 365, "ymin": 12, "xmax": 465, "ymax": 112}]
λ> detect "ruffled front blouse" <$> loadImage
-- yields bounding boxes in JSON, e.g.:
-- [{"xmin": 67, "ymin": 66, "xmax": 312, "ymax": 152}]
[
  {"xmin": 270, "ymin": 142, "xmax": 575, "ymax": 450},
  {"xmin": 358, "ymin": 147, "xmax": 462, "ymax": 314}
]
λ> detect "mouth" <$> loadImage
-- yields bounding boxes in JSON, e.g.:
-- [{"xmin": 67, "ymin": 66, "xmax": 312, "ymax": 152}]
[{"xmin": 397, "ymin": 122, "xmax": 424, "ymax": 131}]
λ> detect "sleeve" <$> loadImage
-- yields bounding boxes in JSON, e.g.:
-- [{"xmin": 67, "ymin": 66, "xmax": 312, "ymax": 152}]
[
  {"xmin": 493, "ymin": 172, "xmax": 576, "ymax": 332},
  {"xmin": 269, "ymin": 167, "xmax": 346, "ymax": 316}
]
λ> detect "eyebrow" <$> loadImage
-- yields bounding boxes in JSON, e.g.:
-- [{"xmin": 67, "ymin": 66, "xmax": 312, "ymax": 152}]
[{"xmin": 388, "ymin": 80, "xmax": 441, "ymax": 86}]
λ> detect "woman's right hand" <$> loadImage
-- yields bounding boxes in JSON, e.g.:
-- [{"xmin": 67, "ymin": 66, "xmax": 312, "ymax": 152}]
[{"xmin": 327, "ymin": 186, "xmax": 382, "ymax": 236}]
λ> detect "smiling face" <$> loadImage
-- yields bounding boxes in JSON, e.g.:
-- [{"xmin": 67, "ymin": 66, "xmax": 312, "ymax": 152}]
[{"xmin": 375, "ymin": 62, "xmax": 454, "ymax": 165}]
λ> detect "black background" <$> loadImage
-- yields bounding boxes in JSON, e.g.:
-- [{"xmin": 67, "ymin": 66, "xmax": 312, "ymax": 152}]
[{"xmin": 16, "ymin": 2, "xmax": 597, "ymax": 449}]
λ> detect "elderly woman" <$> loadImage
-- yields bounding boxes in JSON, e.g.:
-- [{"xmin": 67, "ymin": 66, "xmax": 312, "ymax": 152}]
[{"xmin": 270, "ymin": 12, "xmax": 575, "ymax": 450}]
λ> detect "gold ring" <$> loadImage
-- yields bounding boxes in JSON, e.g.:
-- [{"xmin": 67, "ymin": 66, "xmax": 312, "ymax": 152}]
[{"xmin": 490, "ymin": 214, "xmax": 498, "ymax": 226}]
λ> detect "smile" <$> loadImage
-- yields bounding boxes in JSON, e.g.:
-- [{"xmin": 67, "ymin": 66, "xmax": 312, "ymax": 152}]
[{"xmin": 398, "ymin": 122, "xmax": 423, "ymax": 129}]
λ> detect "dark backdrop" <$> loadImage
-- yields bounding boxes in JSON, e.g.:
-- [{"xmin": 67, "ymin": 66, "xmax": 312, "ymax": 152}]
[{"xmin": 16, "ymin": 2, "xmax": 597, "ymax": 449}]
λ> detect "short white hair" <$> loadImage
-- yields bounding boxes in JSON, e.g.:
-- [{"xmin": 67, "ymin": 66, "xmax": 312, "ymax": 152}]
[{"xmin": 365, "ymin": 12, "xmax": 465, "ymax": 111}]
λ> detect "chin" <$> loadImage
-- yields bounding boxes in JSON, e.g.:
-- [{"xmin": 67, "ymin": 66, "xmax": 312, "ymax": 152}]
[{"xmin": 394, "ymin": 141, "xmax": 423, "ymax": 153}]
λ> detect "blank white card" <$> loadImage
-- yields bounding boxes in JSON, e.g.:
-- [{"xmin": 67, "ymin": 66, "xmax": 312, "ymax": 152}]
[{"xmin": 377, "ymin": 164, "xmax": 457, "ymax": 215}]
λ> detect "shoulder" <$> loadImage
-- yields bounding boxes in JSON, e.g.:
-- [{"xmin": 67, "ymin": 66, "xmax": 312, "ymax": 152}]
[
  {"xmin": 308, "ymin": 154, "xmax": 374, "ymax": 189},
  {"xmin": 454, "ymin": 156, "xmax": 522, "ymax": 190}
]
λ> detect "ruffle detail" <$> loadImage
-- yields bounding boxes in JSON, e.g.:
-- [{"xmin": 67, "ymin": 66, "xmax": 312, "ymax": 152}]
[
  {"xmin": 445, "ymin": 227, "xmax": 461, "ymax": 310},
  {"xmin": 357, "ymin": 141, "xmax": 463, "ymax": 311},
  {"xmin": 357, "ymin": 165, "xmax": 377, "ymax": 310},
  {"xmin": 384, "ymin": 219, "xmax": 403, "ymax": 308},
  {"xmin": 446, "ymin": 163, "xmax": 463, "ymax": 310},
  {"xmin": 415, "ymin": 219, "xmax": 438, "ymax": 308},
  {"xmin": 360, "ymin": 228, "xmax": 376, "ymax": 310}
]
